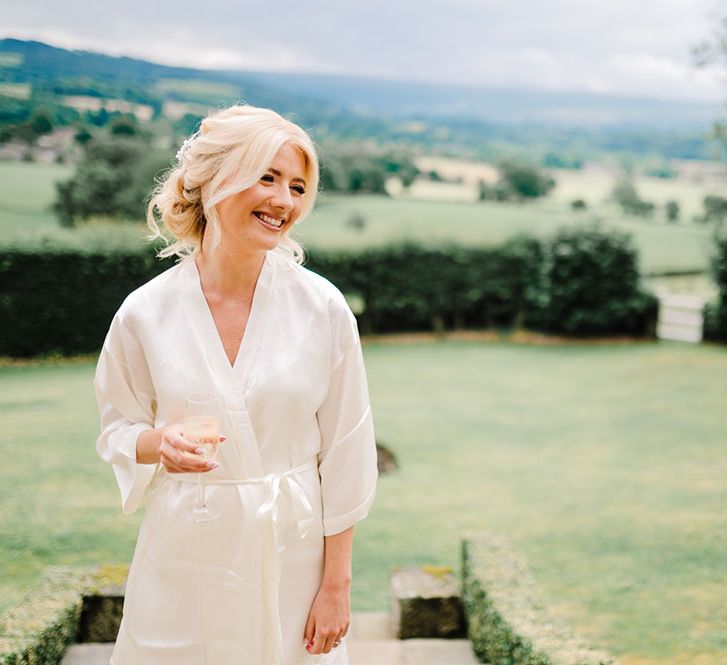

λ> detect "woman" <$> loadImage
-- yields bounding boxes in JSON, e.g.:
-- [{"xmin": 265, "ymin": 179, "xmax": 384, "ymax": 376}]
[{"xmin": 94, "ymin": 104, "xmax": 378, "ymax": 665}]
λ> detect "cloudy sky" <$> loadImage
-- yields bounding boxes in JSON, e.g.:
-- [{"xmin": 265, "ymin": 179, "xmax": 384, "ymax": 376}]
[{"xmin": 3, "ymin": 0, "xmax": 725, "ymax": 102}]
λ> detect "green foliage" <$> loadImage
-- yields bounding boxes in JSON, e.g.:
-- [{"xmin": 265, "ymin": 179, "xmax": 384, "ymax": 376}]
[
  {"xmin": 53, "ymin": 135, "xmax": 173, "ymax": 225},
  {"xmin": 461, "ymin": 534, "xmax": 614, "ymax": 665},
  {"xmin": 319, "ymin": 144, "xmax": 419, "ymax": 194},
  {"xmin": 611, "ymin": 177, "xmax": 655, "ymax": 217},
  {"xmin": 526, "ymin": 225, "xmax": 658, "ymax": 337},
  {"xmin": 496, "ymin": 161, "xmax": 556, "ymax": 200},
  {"xmin": 701, "ymin": 194, "xmax": 727, "ymax": 223},
  {"xmin": 306, "ymin": 237, "xmax": 544, "ymax": 334},
  {"xmin": 703, "ymin": 230, "xmax": 727, "ymax": 342},
  {"xmin": 665, "ymin": 199, "xmax": 680, "ymax": 222},
  {"xmin": 0, "ymin": 567, "xmax": 90, "ymax": 665},
  {"xmin": 0, "ymin": 238, "xmax": 175, "ymax": 357},
  {"xmin": 109, "ymin": 116, "xmax": 138, "ymax": 136},
  {"xmin": 0, "ymin": 227, "xmax": 656, "ymax": 357},
  {"xmin": 542, "ymin": 153, "xmax": 583, "ymax": 170}
]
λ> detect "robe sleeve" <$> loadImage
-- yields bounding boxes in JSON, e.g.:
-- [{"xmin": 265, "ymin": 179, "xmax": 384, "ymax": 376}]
[
  {"xmin": 316, "ymin": 299, "xmax": 378, "ymax": 536},
  {"xmin": 93, "ymin": 309, "xmax": 159, "ymax": 515}
]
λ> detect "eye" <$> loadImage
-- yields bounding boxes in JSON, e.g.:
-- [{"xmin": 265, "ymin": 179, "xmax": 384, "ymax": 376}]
[
  {"xmin": 260, "ymin": 173, "xmax": 275, "ymax": 183},
  {"xmin": 291, "ymin": 185, "xmax": 306, "ymax": 195}
]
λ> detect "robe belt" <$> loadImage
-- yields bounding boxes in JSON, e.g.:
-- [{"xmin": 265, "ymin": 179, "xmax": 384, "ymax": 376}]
[{"xmin": 172, "ymin": 455, "xmax": 318, "ymax": 553}]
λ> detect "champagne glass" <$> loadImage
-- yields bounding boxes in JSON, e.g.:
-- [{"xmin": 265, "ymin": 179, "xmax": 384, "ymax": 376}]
[{"xmin": 181, "ymin": 391, "xmax": 222, "ymax": 523}]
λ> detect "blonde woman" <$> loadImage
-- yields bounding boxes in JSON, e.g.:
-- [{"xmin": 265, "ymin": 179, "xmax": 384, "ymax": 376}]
[{"xmin": 94, "ymin": 104, "xmax": 378, "ymax": 665}]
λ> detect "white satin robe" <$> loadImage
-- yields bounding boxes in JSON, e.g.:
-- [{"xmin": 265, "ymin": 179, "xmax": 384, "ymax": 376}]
[{"xmin": 94, "ymin": 250, "xmax": 378, "ymax": 665}]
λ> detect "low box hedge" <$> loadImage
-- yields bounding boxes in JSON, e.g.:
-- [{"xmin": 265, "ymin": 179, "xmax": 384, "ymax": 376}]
[
  {"xmin": 0, "ymin": 567, "xmax": 90, "ymax": 665},
  {"xmin": 461, "ymin": 533, "xmax": 615, "ymax": 665},
  {"xmin": 0, "ymin": 565, "xmax": 129, "ymax": 665}
]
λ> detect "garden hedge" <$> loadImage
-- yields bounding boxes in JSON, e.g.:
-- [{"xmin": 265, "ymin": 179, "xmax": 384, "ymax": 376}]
[
  {"xmin": 461, "ymin": 534, "xmax": 615, "ymax": 665},
  {"xmin": 0, "ymin": 565, "xmax": 128, "ymax": 665},
  {"xmin": 703, "ymin": 231, "xmax": 727, "ymax": 343},
  {"xmin": 0, "ymin": 227, "xmax": 657, "ymax": 358},
  {"xmin": 0, "ymin": 567, "xmax": 90, "ymax": 665}
]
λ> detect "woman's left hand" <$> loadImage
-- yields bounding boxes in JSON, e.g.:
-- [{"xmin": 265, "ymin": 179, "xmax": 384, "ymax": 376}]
[{"xmin": 303, "ymin": 581, "xmax": 350, "ymax": 655}]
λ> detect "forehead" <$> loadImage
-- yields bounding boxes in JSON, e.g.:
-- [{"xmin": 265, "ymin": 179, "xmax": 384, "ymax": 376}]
[{"xmin": 268, "ymin": 143, "xmax": 307, "ymax": 177}]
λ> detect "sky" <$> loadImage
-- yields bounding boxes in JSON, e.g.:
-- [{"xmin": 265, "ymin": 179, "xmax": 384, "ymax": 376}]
[{"xmin": 2, "ymin": 0, "xmax": 725, "ymax": 103}]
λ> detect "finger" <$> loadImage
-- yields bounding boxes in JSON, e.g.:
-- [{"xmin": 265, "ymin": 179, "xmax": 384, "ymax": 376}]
[
  {"xmin": 321, "ymin": 632, "xmax": 335, "ymax": 655},
  {"xmin": 167, "ymin": 433, "xmax": 202, "ymax": 455},
  {"xmin": 304, "ymin": 615, "xmax": 315, "ymax": 649},
  {"xmin": 161, "ymin": 442, "xmax": 216, "ymax": 473}
]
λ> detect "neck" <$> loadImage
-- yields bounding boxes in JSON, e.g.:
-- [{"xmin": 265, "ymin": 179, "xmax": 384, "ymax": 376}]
[{"xmin": 195, "ymin": 240, "xmax": 266, "ymax": 300}]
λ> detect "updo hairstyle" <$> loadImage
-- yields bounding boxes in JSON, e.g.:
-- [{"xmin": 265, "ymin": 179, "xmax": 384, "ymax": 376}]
[{"xmin": 147, "ymin": 104, "xmax": 319, "ymax": 262}]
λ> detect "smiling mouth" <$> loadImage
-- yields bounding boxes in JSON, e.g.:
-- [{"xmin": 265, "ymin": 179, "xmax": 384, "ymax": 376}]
[{"xmin": 253, "ymin": 211, "xmax": 284, "ymax": 229}]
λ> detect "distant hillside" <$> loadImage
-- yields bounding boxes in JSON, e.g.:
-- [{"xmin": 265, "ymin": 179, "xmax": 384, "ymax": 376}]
[
  {"xmin": 236, "ymin": 71, "xmax": 721, "ymax": 131},
  {"xmin": 0, "ymin": 38, "xmax": 721, "ymax": 161}
]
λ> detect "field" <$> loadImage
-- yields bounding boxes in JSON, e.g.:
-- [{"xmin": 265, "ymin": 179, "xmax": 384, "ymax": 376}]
[
  {"xmin": 1, "ymin": 341, "xmax": 726, "ymax": 664},
  {"xmin": 0, "ymin": 160, "xmax": 719, "ymax": 279}
]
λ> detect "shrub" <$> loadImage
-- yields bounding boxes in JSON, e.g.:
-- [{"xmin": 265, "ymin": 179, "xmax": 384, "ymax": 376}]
[
  {"xmin": 0, "ymin": 567, "xmax": 90, "ymax": 665},
  {"xmin": 461, "ymin": 534, "xmax": 614, "ymax": 665},
  {"xmin": 703, "ymin": 230, "xmax": 727, "ymax": 342},
  {"xmin": 526, "ymin": 225, "xmax": 658, "ymax": 337}
]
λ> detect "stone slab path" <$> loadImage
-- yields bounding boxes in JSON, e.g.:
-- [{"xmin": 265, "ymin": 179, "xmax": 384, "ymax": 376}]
[{"xmin": 61, "ymin": 612, "xmax": 481, "ymax": 665}]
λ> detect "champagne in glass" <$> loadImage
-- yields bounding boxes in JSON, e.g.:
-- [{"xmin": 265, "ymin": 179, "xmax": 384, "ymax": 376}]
[{"xmin": 181, "ymin": 392, "xmax": 222, "ymax": 523}]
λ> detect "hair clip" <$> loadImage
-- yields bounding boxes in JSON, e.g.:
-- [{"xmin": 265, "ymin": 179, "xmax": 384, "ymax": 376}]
[{"xmin": 176, "ymin": 130, "xmax": 201, "ymax": 163}]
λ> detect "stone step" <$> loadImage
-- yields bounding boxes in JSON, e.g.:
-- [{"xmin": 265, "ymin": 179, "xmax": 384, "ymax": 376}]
[{"xmin": 60, "ymin": 613, "xmax": 480, "ymax": 665}]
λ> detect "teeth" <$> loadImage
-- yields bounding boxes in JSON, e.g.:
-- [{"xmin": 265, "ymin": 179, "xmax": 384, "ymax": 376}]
[{"xmin": 256, "ymin": 212, "xmax": 283, "ymax": 228}]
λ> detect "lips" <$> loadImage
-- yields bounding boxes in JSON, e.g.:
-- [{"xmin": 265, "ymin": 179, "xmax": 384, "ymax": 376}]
[{"xmin": 253, "ymin": 211, "xmax": 284, "ymax": 229}]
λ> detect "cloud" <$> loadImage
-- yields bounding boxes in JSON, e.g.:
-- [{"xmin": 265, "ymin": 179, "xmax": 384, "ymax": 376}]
[{"xmin": 2, "ymin": 0, "xmax": 723, "ymax": 101}]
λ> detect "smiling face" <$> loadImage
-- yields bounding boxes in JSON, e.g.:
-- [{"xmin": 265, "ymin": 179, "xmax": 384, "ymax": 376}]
[{"xmin": 214, "ymin": 142, "xmax": 308, "ymax": 256}]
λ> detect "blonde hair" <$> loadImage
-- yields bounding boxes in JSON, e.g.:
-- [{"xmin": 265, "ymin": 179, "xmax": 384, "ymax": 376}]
[{"xmin": 147, "ymin": 104, "xmax": 319, "ymax": 263}]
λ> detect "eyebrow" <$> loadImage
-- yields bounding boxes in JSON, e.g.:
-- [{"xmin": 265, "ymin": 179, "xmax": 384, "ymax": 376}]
[{"xmin": 268, "ymin": 168, "xmax": 307, "ymax": 186}]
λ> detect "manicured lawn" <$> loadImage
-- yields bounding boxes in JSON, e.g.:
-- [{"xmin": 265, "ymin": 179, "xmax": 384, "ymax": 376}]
[{"xmin": 1, "ymin": 340, "xmax": 725, "ymax": 663}]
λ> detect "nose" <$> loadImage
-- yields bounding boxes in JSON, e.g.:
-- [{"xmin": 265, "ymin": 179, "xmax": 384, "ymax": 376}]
[{"xmin": 269, "ymin": 184, "xmax": 294, "ymax": 214}]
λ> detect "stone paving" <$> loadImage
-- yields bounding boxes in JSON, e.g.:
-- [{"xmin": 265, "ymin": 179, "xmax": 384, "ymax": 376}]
[{"xmin": 61, "ymin": 612, "xmax": 480, "ymax": 665}]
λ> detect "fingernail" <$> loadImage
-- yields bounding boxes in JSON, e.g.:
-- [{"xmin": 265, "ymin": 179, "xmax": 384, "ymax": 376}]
[
  {"xmin": 220, "ymin": 435, "xmax": 227, "ymax": 442},
  {"xmin": 209, "ymin": 462, "xmax": 219, "ymax": 469},
  {"xmin": 195, "ymin": 447, "xmax": 204, "ymax": 455}
]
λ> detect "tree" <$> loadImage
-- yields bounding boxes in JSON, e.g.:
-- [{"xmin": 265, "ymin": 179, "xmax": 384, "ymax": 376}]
[
  {"xmin": 497, "ymin": 161, "xmax": 555, "ymax": 200},
  {"xmin": 702, "ymin": 195, "xmax": 727, "ymax": 224},
  {"xmin": 693, "ymin": 12, "xmax": 727, "ymax": 152},
  {"xmin": 665, "ymin": 200, "xmax": 680, "ymax": 222},
  {"xmin": 54, "ymin": 135, "xmax": 172, "ymax": 226},
  {"xmin": 612, "ymin": 177, "xmax": 655, "ymax": 217}
]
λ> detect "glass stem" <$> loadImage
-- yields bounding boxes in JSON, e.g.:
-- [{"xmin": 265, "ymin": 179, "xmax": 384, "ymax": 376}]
[{"xmin": 197, "ymin": 474, "xmax": 206, "ymax": 509}]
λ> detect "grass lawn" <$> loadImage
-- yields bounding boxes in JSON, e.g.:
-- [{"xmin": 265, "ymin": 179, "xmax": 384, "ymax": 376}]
[
  {"xmin": 0, "ymin": 161, "xmax": 72, "ymax": 231},
  {"xmin": 1, "ymin": 340, "xmax": 725, "ymax": 663},
  {"xmin": 297, "ymin": 194, "xmax": 714, "ymax": 274}
]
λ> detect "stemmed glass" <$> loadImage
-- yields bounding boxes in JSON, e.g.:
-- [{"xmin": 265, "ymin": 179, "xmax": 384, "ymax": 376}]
[{"xmin": 181, "ymin": 391, "xmax": 222, "ymax": 523}]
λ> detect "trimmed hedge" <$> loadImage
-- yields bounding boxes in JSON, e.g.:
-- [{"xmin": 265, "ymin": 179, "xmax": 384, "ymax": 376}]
[
  {"xmin": 703, "ymin": 231, "xmax": 727, "ymax": 343},
  {"xmin": 461, "ymin": 534, "xmax": 615, "ymax": 665},
  {"xmin": 0, "ymin": 565, "xmax": 129, "ymax": 664},
  {"xmin": 0, "ymin": 567, "xmax": 91, "ymax": 665},
  {"xmin": 0, "ymin": 227, "xmax": 657, "ymax": 358},
  {"xmin": 525, "ymin": 226, "xmax": 658, "ymax": 337}
]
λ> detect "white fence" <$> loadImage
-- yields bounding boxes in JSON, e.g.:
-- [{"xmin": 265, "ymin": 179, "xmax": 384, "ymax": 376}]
[{"xmin": 656, "ymin": 293, "xmax": 707, "ymax": 343}]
